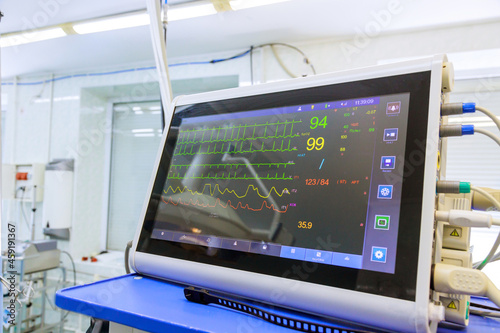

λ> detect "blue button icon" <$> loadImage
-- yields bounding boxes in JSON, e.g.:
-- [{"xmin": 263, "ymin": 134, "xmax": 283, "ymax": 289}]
[
  {"xmin": 371, "ymin": 247, "xmax": 387, "ymax": 263},
  {"xmin": 377, "ymin": 185, "xmax": 393, "ymax": 199},
  {"xmin": 304, "ymin": 249, "xmax": 333, "ymax": 264},
  {"xmin": 383, "ymin": 128, "xmax": 398, "ymax": 142},
  {"xmin": 332, "ymin": 253, "xmax": 363, "ymax": 269},
  {"xmin": 380, "ymin": 156, "xmax": 395, "ymax": 170},
  {"xmin": 280, "ymin": 246, "xmax": 306, "ymax": 260}
]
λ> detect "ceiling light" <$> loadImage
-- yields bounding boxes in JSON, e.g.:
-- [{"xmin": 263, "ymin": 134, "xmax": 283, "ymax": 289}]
[
  {"xmin": 168, "ymin": 3, "xmax": 218, "ymax": 21},
  {"xmin": 230, "ymin": 0, "xmax": 290, "ymax": 10},
  {"xmin": 0, "ymin": 0, "xmax": 291, "ymax": 48},
  {"xmin": 134, "ymin": 133, "xmax": 155, "ymax": 137},
  {"xmin": 132, "ymin": 128, "xmax": 154, "ymax": 133},
  {"xmin": 73, "ymin": 12, "xmax": 150, "ymax": 35},
  {"xmin": 0, "ymin": 27, "xmax": 66, "ymax": 48}
]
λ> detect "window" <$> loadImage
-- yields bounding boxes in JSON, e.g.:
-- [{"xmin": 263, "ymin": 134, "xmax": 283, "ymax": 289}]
[
  {"xmin": 106, "ymin": 101, "xmax": 163, "ymax": 250},
  {"xmin": 105, "ymin": 75, "xmax": 240, "ymax": 250}
]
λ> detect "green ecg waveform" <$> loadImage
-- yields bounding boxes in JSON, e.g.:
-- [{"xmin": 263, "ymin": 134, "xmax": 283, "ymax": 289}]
[
  {"xmin": 177, "ymin": 120, "xmax": 301, "ymax": 147},
  {"xmin": 168, "ymin": 172, "xmax": 292, "ymax": 180},
  {"xmin": 174, "ymin": 138, "xmax": 296, "ymax": 156},
  {"xmin": 164, "ymin": 184, "xmax": 290, "ymax": 199},
  {"xmin": 179, "ymin": 120, "xmax": 302, "ymax": 135},
  {"xmin": 169, "ymin": 162, "xmax": 294, "ymax": 169}
]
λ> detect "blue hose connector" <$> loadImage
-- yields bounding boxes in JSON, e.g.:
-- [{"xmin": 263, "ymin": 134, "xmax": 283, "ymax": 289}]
[
  {"xmin": 461, "ymin": 124, "xmax": 474, "ymax": 135},
  {"xmin": 462, "ymin": 102, "xmax": 476, "ymax": 113}
]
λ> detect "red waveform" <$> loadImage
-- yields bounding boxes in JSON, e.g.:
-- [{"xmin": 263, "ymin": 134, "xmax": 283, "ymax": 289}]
[{"xmin": 161, "ymin": 196, "xmax": 288, "ymax": 213}]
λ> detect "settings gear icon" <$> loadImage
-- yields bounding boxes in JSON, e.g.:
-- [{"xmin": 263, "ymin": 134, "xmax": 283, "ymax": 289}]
[
  {"xmin": 374, "ymin": 250, "xmax": 384, "ymax": 259},
  {"xmin": 378, "ymin": 185, "xmax": 393, "ymax": 199},
  {"xmin": 380, "ymin": 187, "xmax": 390, "ymax": 197}
]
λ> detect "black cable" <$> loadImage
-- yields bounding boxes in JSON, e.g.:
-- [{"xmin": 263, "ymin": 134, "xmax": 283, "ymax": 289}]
[
  {"xmin": 250, "ymin": 45, "xmax": 254, "ymax": 85},
  {"xmin": 184, "ymin": 287, "xmax": 374, "ymax": 333},
  {"xmin": 470, "ymin": 309, "xmax": 500, "ymax": 318},
  {"xmin": 163, "ymin": 26, "xmax": 167, "ymax": 48},
  {"xmin": 168, "ymin": 42, "xmax": 316, "ymax": 78},
  {"xmin": 210, "ymin": 49, "xmax": 252, "ymax": 64},
  {"xmin": 257, "ymin": 42, "xmax": 317, "ymax": 75},
  {"xmin": 470, "ymin": 301, "xmax": 500, "ymax": 312},
  {"xmin": 160, "ymin": 96, "xmax": 166, "ymax": 132},
  {"xmin": 18, "ymin": 187, "xmax": 31, "ymax": 230},
  {"xmin": 125, "ymin": 241, "xmax": 133, "ymax": 274}
]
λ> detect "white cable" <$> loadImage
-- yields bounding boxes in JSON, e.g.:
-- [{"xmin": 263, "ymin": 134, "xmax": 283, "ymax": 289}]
[
  {"xmin": 435, "ymin": 209, "xmax": 493, "ymax": 228},
  {"xmin": 270, "ymin": 45, "xmax": 298, "ymax": 78},
  {"xmin": 476, "ymin": 106, "xmax": 500, "ymax": 132},
  {"xmin": 472, "ymin": 186, "xmax": 500, "ymax": 210},
  {"xmin": 434, "ymin": 263, "xmax": 500, "ymax": 309},
  {"xmin": 471, "ymin": 186, "xmax": 500, "ymax": 270},
  {"xmin": 474, "ymin": 127, "xmax": 500, "ymax": 147}
]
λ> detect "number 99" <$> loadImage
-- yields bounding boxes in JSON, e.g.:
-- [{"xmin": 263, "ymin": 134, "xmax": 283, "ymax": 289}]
[{"xmin": 307, "ymin": 137, "xmax": 324, "ymax": 151}]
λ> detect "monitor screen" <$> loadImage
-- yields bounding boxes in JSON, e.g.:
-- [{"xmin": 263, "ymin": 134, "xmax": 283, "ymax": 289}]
[{"xmin": 137, "ymin": 71, "xmax": 432, "ymax": 301}]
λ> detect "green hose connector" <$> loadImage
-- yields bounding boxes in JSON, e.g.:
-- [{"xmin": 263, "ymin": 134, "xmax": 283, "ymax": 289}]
[
  {"xmin": 436, "ymin": 181, "xmax": 471, "ymax": 194},
  {"xmin": 459, "ymin": 182, "xmax": 471, "ymax": 194}
]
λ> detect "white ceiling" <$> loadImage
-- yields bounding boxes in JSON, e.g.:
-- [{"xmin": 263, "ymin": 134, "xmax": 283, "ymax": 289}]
[{"xmin": 1, "ymin": 0, "xmax": 500, "ymax": 79}]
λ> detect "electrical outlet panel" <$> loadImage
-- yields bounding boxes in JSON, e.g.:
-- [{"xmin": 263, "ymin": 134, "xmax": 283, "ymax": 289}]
[{"xmin": 2, "ymin": 163, "xmax": 45, "ymax": 202}]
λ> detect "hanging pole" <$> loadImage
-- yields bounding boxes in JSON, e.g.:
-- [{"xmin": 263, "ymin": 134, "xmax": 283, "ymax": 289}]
[
  {"xmin": 30, "ymin": 185, "xmax": 37, "ymax": 241},
  {"xmin": 146, "ymin": 0, "xmax": 174, "ymax": 123}
]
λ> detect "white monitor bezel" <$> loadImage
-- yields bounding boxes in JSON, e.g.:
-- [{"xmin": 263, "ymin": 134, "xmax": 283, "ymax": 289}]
[{"xmin": 130, "ymin": 55, "xmax": 445, "ymax": 332}]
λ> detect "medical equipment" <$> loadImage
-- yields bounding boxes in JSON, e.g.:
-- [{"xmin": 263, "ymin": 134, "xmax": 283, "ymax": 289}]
[{"xmin": 129, "ymin": 55, "xmax": 451, "ymax": 332}]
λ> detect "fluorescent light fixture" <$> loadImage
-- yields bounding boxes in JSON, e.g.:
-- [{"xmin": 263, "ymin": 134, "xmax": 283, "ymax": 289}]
[
  {"xmin": 132, "ymin": 128, "xmax": 154, "ymax": 133},
  {"xmin": 230, "ymin": 0, "xmax": 290, "ymax": 10},
  {"xmin": 34, "ymin": 96, "xmax": 80, "ymax": 103},
  {"xmin": 73, "ymin": 12, "xmax": 150, "ymax": 35},
  {"xmin": 135, "ymin": 110, "xmax": 144, "ymax": 115},
  {"xmin": 168, "ymin": 2, "xmax": 218, "ymax": 21},
  {"xmin": 0, "ymin": 27, "xmax": 66, "ymax": 48},
  {"xmin": 134, "ymin": 133, "xmax": 155, "ymax": 137},
  {"xmin": 0, "ymin": 0, "xmax": 291, "ymax": 48}
]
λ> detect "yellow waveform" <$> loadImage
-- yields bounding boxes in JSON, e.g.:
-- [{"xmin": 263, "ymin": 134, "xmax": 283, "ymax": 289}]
[{"xmin": 164, "ymin": 183, "xmax": 290, "ymax": 199}]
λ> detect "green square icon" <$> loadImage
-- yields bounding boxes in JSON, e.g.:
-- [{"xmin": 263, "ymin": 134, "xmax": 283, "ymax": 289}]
[{"xmin": 374, "ymin": 215, "xmax": 390, "ymax": 230}]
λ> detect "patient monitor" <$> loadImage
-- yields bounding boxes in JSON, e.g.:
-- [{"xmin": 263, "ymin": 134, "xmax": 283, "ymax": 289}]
[{"xmin": 130, "ymin": 55, "xmax": 447, "ymax": 332}]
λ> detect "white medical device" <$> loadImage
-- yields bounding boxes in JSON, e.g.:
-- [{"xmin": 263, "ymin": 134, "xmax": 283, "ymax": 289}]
[{"xmin": 130, "ymin": 55, "xmax": 447, "ymax": 332}]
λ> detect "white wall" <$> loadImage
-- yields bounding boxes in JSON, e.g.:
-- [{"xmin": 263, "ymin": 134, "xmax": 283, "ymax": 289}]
[
  {"xmin": 2, "ymin": 14, "xmax": 500, "ymax": 333},
  {"xmin": 2, "ymin": 17, "xmax": 500, "ymax": 269}
]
